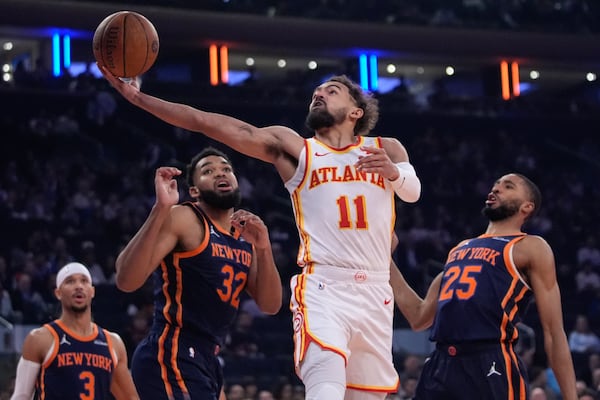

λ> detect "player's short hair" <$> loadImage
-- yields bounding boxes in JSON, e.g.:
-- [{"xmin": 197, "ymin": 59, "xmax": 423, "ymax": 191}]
[
  {"xmin": 186, "ymin": 147, "xmax": 233, "ymax": 187},
  {"xmin": 514, "ymin": 173, "xmax": 542, "ymax": 220},
  {"xmin": 327, "ymin": 75, "xmax": 379, "ymax": 136}
]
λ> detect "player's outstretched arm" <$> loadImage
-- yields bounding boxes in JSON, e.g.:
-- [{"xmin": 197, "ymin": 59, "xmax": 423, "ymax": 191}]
[
  {"xmin": 524, "ymin": 236, "xmax": 577, "ymax": 400},
  {"xmin": 98, "ymin": 64, "xmax": 303, "ymax": 166},
  {"xmin": 109, "ymin": 332, "xmax": 140, "ymax": 400},
  {"xmin": 232, "ymin": 209, "xmax": 282, "ymax": 315},
  {"xmin": 390, "ymin": 261, "xmax": 441, "ymax": 331}
]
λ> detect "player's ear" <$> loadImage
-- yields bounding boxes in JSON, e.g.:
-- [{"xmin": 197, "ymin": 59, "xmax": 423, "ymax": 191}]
[
  {"xmin": 54, "ymin": 287, "xmax": 61, "ymax": 301},
  {"xmin": 350, "ymin": 107, "xmax": 364, "ymax": 119},
  {"xmin": 189, "ymin": 186, "xmax": 199, "ymax": 198},
  {"xmin": 522, "ymin": 201, "xmax": 534, "ymax": 215}
]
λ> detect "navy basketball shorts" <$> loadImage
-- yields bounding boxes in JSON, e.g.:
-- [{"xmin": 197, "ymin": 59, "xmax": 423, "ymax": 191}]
[
  {"xmin": 415, "ymin": 342, "xmax": 529, "ymax": 400},
  {"xmin": 131, "ymin": 332, "xmax": 223, "ymax": 400}
]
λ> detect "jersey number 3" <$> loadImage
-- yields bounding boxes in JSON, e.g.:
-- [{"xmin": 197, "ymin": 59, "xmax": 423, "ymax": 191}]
[
  {"xmin": 439, "ymin": 265, "xmax": 482, "ymax": 301},
  {"xmin": 79, "ymin": 371, "xmax": 95, "ymax": 400}
]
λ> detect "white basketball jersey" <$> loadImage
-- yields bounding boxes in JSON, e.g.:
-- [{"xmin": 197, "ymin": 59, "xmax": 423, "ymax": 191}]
[{"xmin": 284, "ymin": 136, "xmax": 395, "ymax": 272}]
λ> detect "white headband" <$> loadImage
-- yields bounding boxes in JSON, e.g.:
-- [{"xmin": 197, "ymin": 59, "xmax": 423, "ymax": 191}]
[{"xmin": 56, "ymin": 262, "xmax": 92, "ymax": 288}]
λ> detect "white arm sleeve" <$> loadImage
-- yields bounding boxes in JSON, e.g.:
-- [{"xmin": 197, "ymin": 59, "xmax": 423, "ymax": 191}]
[
  {"xmin": 10, "ymin": 357, "xmax": 40, "ymax": 400},
  {"xmin": 389, "ymin": 162, "xmax": 421, "ymax": 203}
]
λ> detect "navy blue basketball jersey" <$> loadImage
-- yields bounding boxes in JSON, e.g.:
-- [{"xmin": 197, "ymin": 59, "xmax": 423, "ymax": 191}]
[
  {"xmin": 151, "ymin": 202, "xmax": 253, "ymax": 346},
  {"xmin": 36, "ymin": 320, "xmax": 116, "ymax": 400},
  {"xmin": 430, "ymin": 234, "xmax": 532, "ymax": 344}
]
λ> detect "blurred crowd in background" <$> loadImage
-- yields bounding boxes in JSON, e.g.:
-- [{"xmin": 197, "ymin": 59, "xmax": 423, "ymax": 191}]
[{"xmin": 95, "ymin": 0, "xmax": 600, "ymax": 34}]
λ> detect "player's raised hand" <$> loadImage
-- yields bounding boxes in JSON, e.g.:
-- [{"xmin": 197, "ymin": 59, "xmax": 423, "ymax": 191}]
[
  {"xmin": 154, "ymin": 167, "xmax": 181, "ymax": 207},
  {"xmin": 230, "ymin": 210, "xmax": 270, "ymax": 250},
  {"xmin": 355, "ymin": 146, "xmax": 399, "ymax": 181},
  {"xmin": 97, "ymin": 63, "xmax": 141, "ymax": 101}
]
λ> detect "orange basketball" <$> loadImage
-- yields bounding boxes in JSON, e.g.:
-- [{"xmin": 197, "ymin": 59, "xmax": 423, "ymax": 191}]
[{"xmin": 92, "ymin": 11, "xmax": 159, "ymax": 78}]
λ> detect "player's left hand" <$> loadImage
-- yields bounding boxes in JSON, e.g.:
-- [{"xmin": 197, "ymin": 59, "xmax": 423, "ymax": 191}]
[
  {"xmin": 355, "ymin": 146, "xmax": 399, "ymax": 181},
  {"xmin": 230, "ymin": 210, "xmax": 270, "ymax": 249}
]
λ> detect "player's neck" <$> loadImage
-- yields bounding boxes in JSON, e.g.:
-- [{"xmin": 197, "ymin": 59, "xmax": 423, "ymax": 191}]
[
  {"xmin": 485, "ymin": 219, "xmax": 524, "ymax": 236},
  {"xmin": 198, "ymin": 203, "xmax": 234, "ymax": 232},
  {"xmin": 315, "ymin": 127, "xmax": 357, "ymax": 148},
  {"xmin": 59, "ymin": 313, "xmax": 94, "ymax": 336}
]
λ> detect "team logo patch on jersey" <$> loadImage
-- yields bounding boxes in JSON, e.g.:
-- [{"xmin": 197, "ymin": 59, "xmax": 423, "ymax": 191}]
[
  {"xmin": 354, "ymin": 271, "xmax": 367, "ymax": 282},
  {"xmin": 94, "ymin": 340, "xmax": 108, "ymax": 346},
  {"xmin": 189, "ymin": 347, "xmax": 195, "ymax": 358},
  {"xmin": 60, "ymin": 334, "xmax": 71, "ymax": 346}
]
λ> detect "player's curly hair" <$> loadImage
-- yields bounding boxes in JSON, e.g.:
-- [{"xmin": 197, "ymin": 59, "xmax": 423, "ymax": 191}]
[
  {"xmin": 186, "ymin": 147, "xmax": 233, "ymax": 187},
  {"xmin": 328, "ymin": 75, "xmax": 379, "ymax": 136}
]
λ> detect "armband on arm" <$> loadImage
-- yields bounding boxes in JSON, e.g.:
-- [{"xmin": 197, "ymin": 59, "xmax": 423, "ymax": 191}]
[
  {"xmin": 10, "ymin": 357, "xmax": 41, "ymax": 400},
  {"xmin": 389, "ymin": 162, "xmax": 421, "ymax": 203}
]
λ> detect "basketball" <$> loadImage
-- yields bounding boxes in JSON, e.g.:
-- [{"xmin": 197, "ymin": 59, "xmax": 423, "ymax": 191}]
[{"xmin": 92, "ymin": 11, "xmax": 159, "ymax": 78}]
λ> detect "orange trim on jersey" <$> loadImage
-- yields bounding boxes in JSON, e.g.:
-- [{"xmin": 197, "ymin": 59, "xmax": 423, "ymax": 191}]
[
  {"xmin": 172, "ymin": 257, "xmax": 185, "ymax": 327},
  {"xmin": 313, "ymin": 136, "xmax": 365, "ymax": 153},
  {"xmin": 160, "ymin": 260, "xmax": 173, "ymax": 325},
  {"xmin": 498, "ymin": 237, "xmax": 529, "ymax": 400},
  {"xmin": 346, "ymin": 380, "xmax": 400, "ymax": 393},
  {"xmin": 477, "ymin": 233, "xmax": 526, "ymax": 239},
  {"xmin": 291, "ymin": 190, "xmax": 311, "ymax": 268},
  {"xmin": 176, "ymin": 213, "xmax": 211, "ymax": 258},
  {"xmin": 189, "ymin": 202, "xmax": 237, "ymax": 238},
  {"xmin": 500, "ymin": 284, "xmax": 518, "ymax": 397},
  {"xmin": 41, "ymin": 323, "xmax": 60, "ymax": 369},
  {"xmin": 157, "ymin": 324, "xmax": 175, "ymax": 398},
  {"xmin": 294, "ymin": 139, "xmax": 312, "ymax": 192},
  {"xmin": 54, "ymin": 320, "xmax": 99, "ymax": 342},
  {"xmin": 103, "ymin": 328, "xmax": 118, "ymax": 368},
  {"xmin": 38, "ymin": 366, "xmax": 46, "ymax": 399},
  {"xmin": 290, "ymin": 140, "xmax": 311, "ymax": 268},
  {"xmin": 375, "ymin": 136, "xmax": 383, "ymax": 149},
  {"xmin": 502, "ymin": 236, "xmax": 526, "ymax": 281},
  {"xmin": 500, "ymin": 279, "xmax": 518, "ymax": 343},
  {"xmin": 156, "ymin": 252, "xmax": 190, "ymax": 396}
]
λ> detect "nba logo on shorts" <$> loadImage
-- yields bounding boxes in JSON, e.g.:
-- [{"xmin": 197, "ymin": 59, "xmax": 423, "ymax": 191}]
[{"xmin": 354, "ymin": 271, "xmax": 367, "ymax": 282}]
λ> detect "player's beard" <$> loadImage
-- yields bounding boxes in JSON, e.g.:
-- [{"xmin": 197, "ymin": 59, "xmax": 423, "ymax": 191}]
[
  {"xmin": 305, "ymin": 107, "xmax": 346, "ymax": 132},
  {"xmin": 482, "ymin": 200, "xmax": 520, "ymax": 221},
  {"xmin": 68, "ymin": 304, "xmax": 89, "ymax": 314},
  {"xmin": 200, "ymin": 188, "xmax": 242, "ymax": 210}
]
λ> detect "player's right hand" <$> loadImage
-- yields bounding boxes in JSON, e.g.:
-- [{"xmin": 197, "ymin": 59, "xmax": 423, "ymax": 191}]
[
  {"xmin": 154, "ymin": 167, "xmax": 181, "ymax": 207},
  {"xmin": 97, "ymin": 63, "xmax": 140, "ymax": 101}
]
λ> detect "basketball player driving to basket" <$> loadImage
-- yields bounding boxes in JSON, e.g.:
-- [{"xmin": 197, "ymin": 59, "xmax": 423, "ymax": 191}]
[{"xmin": 99, "ymin": 66, "xmax": 421, "ymax": 400}]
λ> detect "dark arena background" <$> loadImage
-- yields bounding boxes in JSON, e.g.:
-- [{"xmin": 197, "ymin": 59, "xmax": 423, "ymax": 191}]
[{"xmin": 0, "ymin": 0, "xmax": 599, "ymax": 398}]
